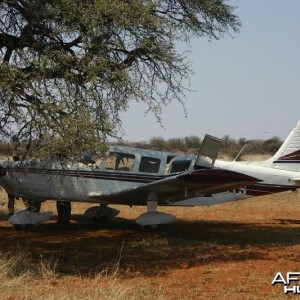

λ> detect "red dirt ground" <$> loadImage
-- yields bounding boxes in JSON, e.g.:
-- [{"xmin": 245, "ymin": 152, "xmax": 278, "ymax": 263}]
[{"xmin": 0, "ymin": 190, "xmax": 300, "ymax": 299}]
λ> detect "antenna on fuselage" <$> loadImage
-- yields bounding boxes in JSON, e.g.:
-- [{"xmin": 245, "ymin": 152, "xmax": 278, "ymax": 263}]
[{"xmin": 233, "ymin": 144, "xmax": 247, "ymax": 162}]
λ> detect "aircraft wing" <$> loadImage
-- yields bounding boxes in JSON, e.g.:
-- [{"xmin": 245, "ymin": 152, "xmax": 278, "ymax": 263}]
[{"xmin": 89, "ymin": 168, "xmax": 259, "ymax": 206}]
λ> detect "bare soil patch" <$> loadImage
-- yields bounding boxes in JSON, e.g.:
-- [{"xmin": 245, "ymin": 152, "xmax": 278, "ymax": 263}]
[{"xmin": 0, "ymin": 189, "xmax": 300, "ymax": 299}]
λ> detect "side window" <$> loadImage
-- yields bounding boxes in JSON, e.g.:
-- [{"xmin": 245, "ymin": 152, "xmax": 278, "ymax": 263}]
[
  {"xmin": 169, "ymin": 160, "xmax": 191, "ymax": 173},
  {"xmin": 104, "ymin": 152, "xmax": 135, "ymax": 171},
  {"xmin": 139, "ymin": 157, "xmax": 161, "ymax": 173}
]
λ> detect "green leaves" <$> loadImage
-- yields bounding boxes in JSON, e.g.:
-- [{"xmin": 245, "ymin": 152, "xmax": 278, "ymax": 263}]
[{"xmin": 0, "ymin": 0, "xmax": 240, "ymax": 158}]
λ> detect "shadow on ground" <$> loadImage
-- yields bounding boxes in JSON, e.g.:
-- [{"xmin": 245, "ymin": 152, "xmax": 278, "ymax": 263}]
[{"xmin": 0, "ymin": 215, "xmax": 300, "ymax": 277}]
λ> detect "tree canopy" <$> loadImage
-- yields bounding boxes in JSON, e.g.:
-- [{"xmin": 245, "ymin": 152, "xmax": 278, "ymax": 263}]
[{"xmin": 0, "ymin": 0, "xmax": 240, "ymax": 158}]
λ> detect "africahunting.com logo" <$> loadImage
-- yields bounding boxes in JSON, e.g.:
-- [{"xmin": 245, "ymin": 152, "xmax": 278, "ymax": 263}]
[{"xmin": 272, "ymin": 272, "xmax": 300, "ymax": 294}]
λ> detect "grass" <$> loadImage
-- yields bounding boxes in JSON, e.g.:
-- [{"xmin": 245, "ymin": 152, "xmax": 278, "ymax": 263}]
[
  {"xmin": 0, "ymin": 189, "xmax": 299, "ymax": 299},
  {"xmin": 0, "ymin": 250, "xmax": 163, "ymax": 300},
  {"xmin": 0, "ymin": 253, "xmax": 27, "ymax": 290}
]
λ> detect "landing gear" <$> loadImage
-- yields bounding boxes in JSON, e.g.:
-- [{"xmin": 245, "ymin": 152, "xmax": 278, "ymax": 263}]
[
  {"xmin": 9, "ymin": 210, "xmax": 52, "ymax": 229},
  {"xmin": 12, "ymin": 202, "xmax": 35, "ymax": 230},
  {"xmin": 84, "ymin": 204, "xmax": 120, "ymax": 223},
  {"xmin": 23, "ymin": 199, "xmax": 41, "ymax": 212},
  {"xmin": 56, "ymin": 200, "xmax": 71, "ymax": 226},
  {"xmin": 7, "ymin": 194, "xmax": 15, "ymax": 216},
  {"xmin": 136, "ymin": 197, "xmax": 176, "ymax": 228},
  {"xmin": 7, "ymin": 197, "xmax": 40, "ymax": 216}
]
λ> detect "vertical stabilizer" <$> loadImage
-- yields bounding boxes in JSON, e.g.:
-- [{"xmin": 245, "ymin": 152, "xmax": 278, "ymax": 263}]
[{"xmin": 265, "ymin": 121, "xmax": 300, "ymax": 171}]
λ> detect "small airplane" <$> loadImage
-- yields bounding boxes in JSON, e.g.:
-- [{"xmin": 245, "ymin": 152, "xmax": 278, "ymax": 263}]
[{"xmin": 0, "ymin": 120, "xmax": 300, "ymax": 228}]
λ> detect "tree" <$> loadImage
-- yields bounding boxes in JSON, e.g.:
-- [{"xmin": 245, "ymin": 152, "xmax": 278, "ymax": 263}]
[
  {"xmin": 262, "ymin": 136, "xmax": 282, "ymax": 154},
  {"xmin": 166, "ymin": 137, "xmax": 185, "ymax": 152},
  {"xmin": 0, "ymin": 0, "xmax": 240, "ymax": 157},
  {"xmin": 222, "ymin": 134, "xmax": 231, "ymax": 148},
  {"xmin": 238, "ymin": 137, "xmax": 247, "ymax": 145},
  {"xmin": 148, "ymin": 137, "xmax": 166, "ymax": 151},
  {"xmin": 184, "ymin": 135, "xmax": 201, "ymax": 149}
]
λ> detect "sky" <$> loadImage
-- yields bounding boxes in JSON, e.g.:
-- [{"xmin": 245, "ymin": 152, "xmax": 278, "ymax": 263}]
[{"xmin": 118, "ymin": 0, "xmax": 300, "ymax": 143}]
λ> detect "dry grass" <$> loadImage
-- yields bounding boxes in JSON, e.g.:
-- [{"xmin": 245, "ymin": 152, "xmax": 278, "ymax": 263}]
[
  {"xmin": 0, "ymin": 187, "xmax": 300, "ymax": 299},
  {"xmin": 0, "ymin": 249, "xmax": 162, "ymax": 300},
  {"xmin": 0, "ymin": 253, "xmax": 28, "ymax": 291}
]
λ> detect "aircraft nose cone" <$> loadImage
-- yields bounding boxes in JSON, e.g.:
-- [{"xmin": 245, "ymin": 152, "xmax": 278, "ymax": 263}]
[{"xmin": 0, "ymin": 166, "xmax": 6, "ymax": 177}]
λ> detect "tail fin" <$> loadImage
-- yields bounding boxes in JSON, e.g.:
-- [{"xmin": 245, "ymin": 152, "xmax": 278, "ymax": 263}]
[{"xmin": 265, "ymin": 121, "xmax": 300, "ymax": 171}]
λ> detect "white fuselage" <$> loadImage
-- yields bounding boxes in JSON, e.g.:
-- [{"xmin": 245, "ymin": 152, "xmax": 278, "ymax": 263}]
[{"xmin": 0, "ymin": 148, "xmax": 298, "ymax": 208}]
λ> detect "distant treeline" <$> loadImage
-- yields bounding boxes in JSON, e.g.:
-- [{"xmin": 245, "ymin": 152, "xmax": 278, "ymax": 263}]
[
  {"xmin": 112, "ymin": 135, "xmax": 283, "ymax": 159},
  {"xmin": 0, "ymin": 135, "xmax": 283, "ymax": 160}
]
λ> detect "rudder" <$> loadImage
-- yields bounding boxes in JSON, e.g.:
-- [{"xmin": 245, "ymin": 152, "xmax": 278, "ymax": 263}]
[{"xmin": 265, "ymin": 121, "xmax": 300, "ymax": 171}]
